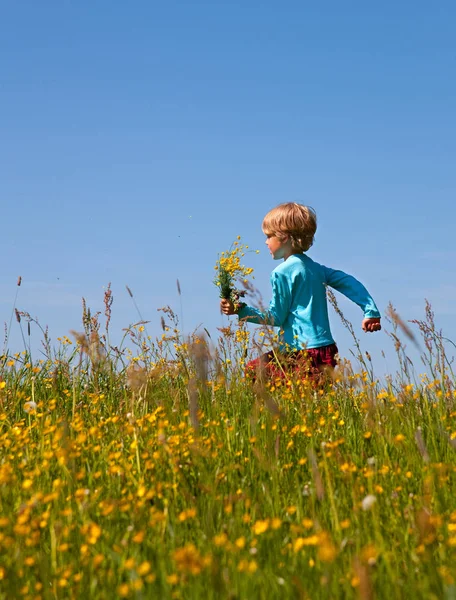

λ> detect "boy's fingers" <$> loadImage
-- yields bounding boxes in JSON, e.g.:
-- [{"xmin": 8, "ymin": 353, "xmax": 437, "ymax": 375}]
[
  {"xmin": 220, "ymin": 300, "xmax": 232, "ymax": 314},
  {"xmin": 363, "ymin": 319, "xmax": 381, "ymax": 332}
]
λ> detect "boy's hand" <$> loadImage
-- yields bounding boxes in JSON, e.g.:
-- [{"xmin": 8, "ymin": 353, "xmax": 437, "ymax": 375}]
[
  {"xmin": 362, "ymin": 318, "xmax": 381, "ymax": 333},
  {"xmin": 220, "ymin": 299, "xmax": 237, "ymax": 315}
]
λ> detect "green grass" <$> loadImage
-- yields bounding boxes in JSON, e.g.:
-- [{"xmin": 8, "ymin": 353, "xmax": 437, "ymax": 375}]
[{"xmin": 0, "ymin": 306, "xmax": 455, "ymax": 600}]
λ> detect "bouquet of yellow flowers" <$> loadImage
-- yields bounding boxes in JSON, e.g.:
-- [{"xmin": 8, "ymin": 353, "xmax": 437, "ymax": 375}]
[{"xmin": 214, "ymin": 237, "xmax": 257, "ymax": 311}]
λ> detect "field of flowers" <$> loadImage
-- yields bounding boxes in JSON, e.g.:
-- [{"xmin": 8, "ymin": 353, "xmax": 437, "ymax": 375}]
[{"xmin": 0, "ymin": 295, "xmax": 455, "ymax": 600}]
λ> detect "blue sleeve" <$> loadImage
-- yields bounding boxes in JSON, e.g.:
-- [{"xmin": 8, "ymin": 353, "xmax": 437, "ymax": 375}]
[
  {"xmin": 237, "ymin": 271, "xmax": 292, "ymax": 327},
  {"xmin": 322, "ymin": 266, "xmax": 381, "ymax": 318}
]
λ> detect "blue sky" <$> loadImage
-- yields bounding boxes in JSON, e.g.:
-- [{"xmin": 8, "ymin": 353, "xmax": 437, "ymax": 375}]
[{"xmin": 1, "ymin": 1, "xmax": 455, "ymax": 377}]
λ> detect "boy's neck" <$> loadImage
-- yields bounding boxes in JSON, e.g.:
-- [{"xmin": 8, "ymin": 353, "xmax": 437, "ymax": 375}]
[{"xmin": 283, "ymin": 246, "xmax": 301, "ymax": 261}]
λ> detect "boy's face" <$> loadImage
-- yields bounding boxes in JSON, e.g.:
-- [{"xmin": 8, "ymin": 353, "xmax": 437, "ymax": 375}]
[{"xmin": 264, "ymin": 233, "xmax": 293, "ymax": 260}]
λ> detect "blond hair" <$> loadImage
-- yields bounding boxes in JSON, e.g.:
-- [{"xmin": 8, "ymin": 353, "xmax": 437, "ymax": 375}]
[{"xmin": 262, "ymin": 203, "xmax": 317, "ymax": 252}]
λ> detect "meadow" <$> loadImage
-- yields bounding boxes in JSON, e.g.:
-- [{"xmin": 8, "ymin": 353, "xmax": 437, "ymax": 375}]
[{"xmin": 0, "ymin": 288, "xmax": 455, "ymax": 600}]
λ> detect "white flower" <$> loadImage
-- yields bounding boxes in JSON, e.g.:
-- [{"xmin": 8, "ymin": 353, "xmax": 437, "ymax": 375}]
[
  {"xmin": 24, "ymin": 401, "xmax": 37, "ymax": 413},
  {"xmin": 361, "ymin": 494, "xmax": 377, "ymax": 511}
]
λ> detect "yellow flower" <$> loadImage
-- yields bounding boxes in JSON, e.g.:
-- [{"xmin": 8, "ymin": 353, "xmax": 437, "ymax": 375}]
[
  {"xmin": 213, "ymin": 533, "xmax": 228, "ymax": 547},
  {"xmin": 247, "ymin": 560, "xmax": 258, "ymax": 573},
  {"xmin": 132, "ymin": 531, "xmax": 145, "ymax": 543},
  {"xmin": 361, "ymin": 544, "xmax": 378, "ymax": 565},
  {"xmin": 137, "ymin": 561, "xmax": 151, "ymax": 576},
  {"xmin": 118, "ymin": 583, "xmax": 130, "ymax": 597},
  {"xmin": 173, "ymin": 544, "xmax": 209, "ymax": 576},
  {"xmin": 271, "ymin": 518, "xmax": 282, "ymax": 530},
  {"xmin": 252, "ymin": 519, "xmax": 269, "ymax": 535},
  {"xmin": 93, "ymin": 554, "xmax": 104, "ymax": 568},
  {"xmin": 238, "ymin": 559, "xmax": 258, "ymax": 573},
  {"xmin": 317, "ymin": 534, "xmax": 337, "ymax": 563},
  {"xmin": 235, "ymin": 537, "xmax": 246, "ymax": 549},
  {"xmin": 302, "ymin": 518, "xmax": 313, "ymax": 529}
]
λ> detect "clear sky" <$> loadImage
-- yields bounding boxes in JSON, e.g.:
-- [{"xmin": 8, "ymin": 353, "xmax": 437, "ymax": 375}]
[{"xmin": 1, "ymin": 1, "xmax": 455, "ymax": 377}]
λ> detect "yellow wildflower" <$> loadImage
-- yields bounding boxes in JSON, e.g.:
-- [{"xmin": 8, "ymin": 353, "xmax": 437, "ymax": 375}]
[{"xmin": 253, "ymin": 519, "xmax": 269, "ymax": 535}]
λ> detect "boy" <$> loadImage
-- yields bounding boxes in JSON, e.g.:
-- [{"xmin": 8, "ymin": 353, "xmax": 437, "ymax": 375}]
[{"xmin": 220, "ymin": 203, "xmax": 381, "ymax": 378}]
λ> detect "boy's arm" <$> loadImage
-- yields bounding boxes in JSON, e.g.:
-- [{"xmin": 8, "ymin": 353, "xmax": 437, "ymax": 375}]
[
  {"xmin": 323, "ymin": 266, "xmax": 381, "ymax": 319},
  {"xmin": 236, "ymin": 271, "xmax": 292, "ymax": 327}
]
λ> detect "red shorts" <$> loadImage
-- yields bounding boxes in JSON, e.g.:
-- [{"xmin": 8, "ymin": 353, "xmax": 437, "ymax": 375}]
[{"xmin": 245, "ymin": 344, "xmax": 338, "ymax": 381}]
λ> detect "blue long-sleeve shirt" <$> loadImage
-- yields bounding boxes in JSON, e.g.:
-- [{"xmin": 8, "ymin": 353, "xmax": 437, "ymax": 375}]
[{"xmin": 237, "ymin": 254, "xmax": 380, "ymax": 351}]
